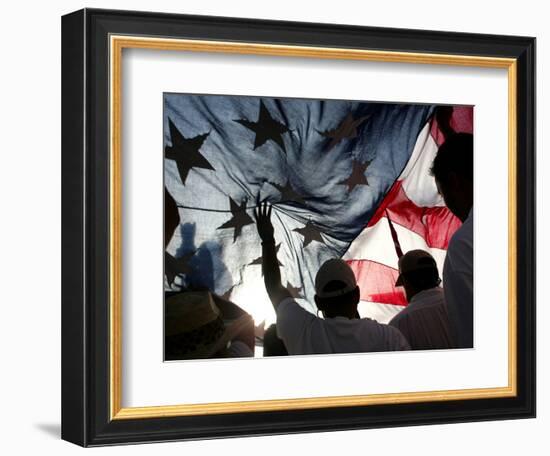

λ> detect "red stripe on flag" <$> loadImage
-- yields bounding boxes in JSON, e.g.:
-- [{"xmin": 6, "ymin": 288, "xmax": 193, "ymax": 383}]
[
  {"xmin": 346, "ymin": 259, "xmax": 407, "ymax": 306},
  {"xmin": 367, "ymin": 181, "xmax": 461, "ymax": 250},
  {"xmin": 430, "ymin": 105, "xmax": 474, "ymax": 146},
  {"xmin": 345, "ymin": 111, "xmax": 473, "ymax": 313}
]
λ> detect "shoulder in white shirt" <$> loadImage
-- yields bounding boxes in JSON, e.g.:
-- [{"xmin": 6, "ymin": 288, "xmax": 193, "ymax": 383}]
[
  {"xmin": 389, "ymin": 287, "xmax": 454, "ymax": 350},
  {"xmin": 276, "ymin": 298, "xmax": 410, "ymax": 355}
]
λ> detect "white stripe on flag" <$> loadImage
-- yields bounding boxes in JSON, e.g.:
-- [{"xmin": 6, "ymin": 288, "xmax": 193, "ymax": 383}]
[
  {"xmin": 400, "ymin": 121, "xmax": 445, "ymax": 207},
  {"xmin": 358, "ymin": 300, "xmax": 403, "ymax": 324},
  {"xmin": 343, "ymin": 217, "xmax": 447, "ymax": 273}
]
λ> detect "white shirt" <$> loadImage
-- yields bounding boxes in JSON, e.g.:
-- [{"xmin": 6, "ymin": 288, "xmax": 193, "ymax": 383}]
[
  {"xmin": 276, "ymin": 298, "xmax": 410, "ymax": 355},
  {"xmin": 389, "ymin": 287, "xmax": 453, "ymax": 350},
  {"xmin": 443, "ymin": 208, "xmax": 473, "ymax": 348}
]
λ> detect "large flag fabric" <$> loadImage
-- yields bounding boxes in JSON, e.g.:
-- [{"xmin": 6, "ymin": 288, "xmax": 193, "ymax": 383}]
[
  {"xmin": 344, "ymin": 106, "xmax": 473, "ymax": 322},
  {"xmin": 163, "ymin": 93, "xmax": 459, "ymax": 326}
]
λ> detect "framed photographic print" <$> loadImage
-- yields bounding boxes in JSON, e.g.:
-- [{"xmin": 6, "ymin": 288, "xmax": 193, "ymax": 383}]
[{"xmin": 61, "ymin": 8, "xmax": 535, "ymax": 446}]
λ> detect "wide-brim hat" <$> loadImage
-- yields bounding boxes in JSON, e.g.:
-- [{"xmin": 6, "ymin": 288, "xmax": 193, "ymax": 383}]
[{"xmin": 165, "ymin": 291, "xmax": 252, "ymax": 361}]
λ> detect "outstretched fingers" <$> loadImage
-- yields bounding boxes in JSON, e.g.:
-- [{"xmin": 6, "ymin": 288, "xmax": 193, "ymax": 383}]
[
  {"xmin": 254, "ymin": 196, "xmax": 274, "ymax": 222},
  {"xmin": 261, "ymin": 198, "xmax": 269, "ymax": 217},
  {"xmin": 254, "ymin": 194, "xmax": 262, "ymax": 221}
]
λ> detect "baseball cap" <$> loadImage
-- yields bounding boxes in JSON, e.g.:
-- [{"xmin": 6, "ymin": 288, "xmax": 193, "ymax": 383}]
[
  {"xmin": 395, "ymin": 249, "xmax": 438, "ymax": 286},
  {"xmin": 315, "ymin": 258, "xmax": 358, "ymax": 298}
]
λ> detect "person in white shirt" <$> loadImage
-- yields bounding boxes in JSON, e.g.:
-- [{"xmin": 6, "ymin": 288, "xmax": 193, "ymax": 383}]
[
  {"xmin": 430, "ymin": 133, "xmax": 474, "ymax": 348},
  {"xmin": 389, "ymin": 249, "xmax": 453, "ymax": 350},
  {"xmin": 253, "ymin": 200, "xmax": 410, "ymax": 355}
]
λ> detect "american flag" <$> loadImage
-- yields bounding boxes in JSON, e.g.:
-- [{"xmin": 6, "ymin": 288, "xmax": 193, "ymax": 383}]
[
  {"xmin": 344, "ymin": 106, "xmax": 472, "ymax": 322},
  {"xmin": 163, "ymin": 93, "xmax": 471, "ymax": 326}
]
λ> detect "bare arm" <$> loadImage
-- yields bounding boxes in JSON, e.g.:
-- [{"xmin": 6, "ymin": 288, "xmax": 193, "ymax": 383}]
[{"xmin": 254, "ymin": 200, "xmax": 291, "ymax": 310}]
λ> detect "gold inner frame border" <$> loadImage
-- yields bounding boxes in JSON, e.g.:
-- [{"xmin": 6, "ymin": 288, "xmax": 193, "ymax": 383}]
[{"xmin": 109, "ymin": 35, "xmax": 517, "ymax": 420}]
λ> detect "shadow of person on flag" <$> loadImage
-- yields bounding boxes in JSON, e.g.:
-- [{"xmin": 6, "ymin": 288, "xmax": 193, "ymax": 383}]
[{"xmin": 164, "ymin": 187, "xmax": 256, "ymax": 360}]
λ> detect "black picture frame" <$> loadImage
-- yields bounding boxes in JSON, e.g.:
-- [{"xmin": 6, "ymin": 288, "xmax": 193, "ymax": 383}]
[{"xmin": 62, "ymin": 8, "xmax": 535, "ymax": 447}]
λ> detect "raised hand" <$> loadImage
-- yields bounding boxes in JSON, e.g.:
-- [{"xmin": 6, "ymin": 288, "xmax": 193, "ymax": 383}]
[
  {"xmin": 253, "ymin": 197, "xmax": 275, "ymax": 243},
  {"xmin": 253, "ymin": 197, "xmax": 291, "ymax": 308}
]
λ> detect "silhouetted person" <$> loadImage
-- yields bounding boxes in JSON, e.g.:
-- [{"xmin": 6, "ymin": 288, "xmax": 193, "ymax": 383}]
[
  {"xmin": 165, "ymin": 291, "xmax": 253, "ymax": 360},
  {"xmin": 389, "ymin": 250, "xmax": 453, "ymax": 350},
  {"xmin": 431, "ymin": 133, "xmax": 473, "ymax": 348},
  {"xmin": 263, "ymin": 324, "xmax": 288, "ymax": 356},
  {"xmin": 254, "ymin": 200, "xmax": 409, "ymax": 355},
  {"xmin": 165, "ymin": 187, "xmax": 180, "ymax": 249},
  {"xmin": 164, "ymin": 188, "xmax": 255, "ymax": 357}
]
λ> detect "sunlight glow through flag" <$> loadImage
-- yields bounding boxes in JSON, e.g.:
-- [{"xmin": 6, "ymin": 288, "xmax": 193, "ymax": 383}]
[{"xmin": 163, "ymin": 93, "xmax": 471, "ymax": 326}]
